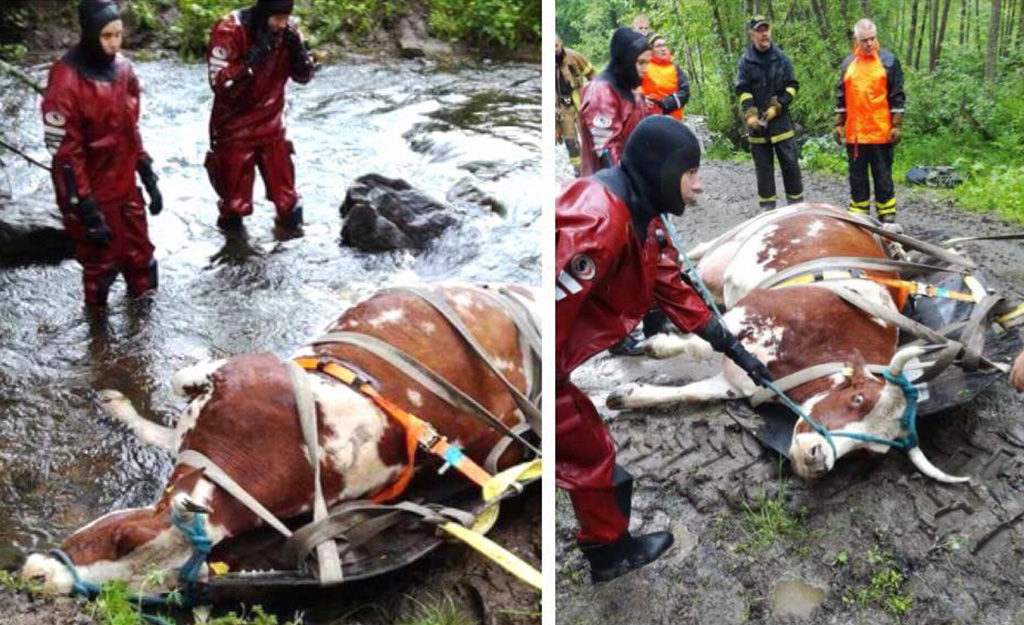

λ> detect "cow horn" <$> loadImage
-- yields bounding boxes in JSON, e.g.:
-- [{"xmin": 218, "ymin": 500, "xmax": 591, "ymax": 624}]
[
  {"xmin": 908, "ymin": 446, "xmax": 971, "ymax": 484},
  {"xmin": 887, "ymin": 344, "xmax": 946, "ymax": 376}
]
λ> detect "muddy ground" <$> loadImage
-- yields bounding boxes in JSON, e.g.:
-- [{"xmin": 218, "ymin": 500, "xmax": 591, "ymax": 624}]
[{"xmin": 556, "ymin": 156, "xmax": 1024, "ymax": 625}]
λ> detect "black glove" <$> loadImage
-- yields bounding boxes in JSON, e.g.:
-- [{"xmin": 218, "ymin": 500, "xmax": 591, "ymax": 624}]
[
  {"xmin": 79, "ymin": 197, "xmax": 112, "ymax": 247},
  {"xmin": 137, "ymin": 158, "xmax": 163, "ymax": 216},
  {"xmin": 698, "ymin": 315, "xmax": 774, "ymax": 388},
  {"xmin": 658, "ymin": 95, "xmax": 679, "ymax": 113},
  {"xmin": 282, "ymin": 26, "xmax": 315, "ymax": 75},
  {"xmin": 246, "ymin": 28, "xmax": 279, "ymax": 69}
]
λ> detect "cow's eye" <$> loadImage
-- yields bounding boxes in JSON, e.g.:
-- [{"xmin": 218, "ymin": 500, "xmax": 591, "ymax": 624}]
[{"xmin": 852, "ymin": 394, "xmax": 864, "ymax": 405}]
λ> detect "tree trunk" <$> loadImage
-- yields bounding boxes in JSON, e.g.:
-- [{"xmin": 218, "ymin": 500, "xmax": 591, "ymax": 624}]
[
  {"xmin": 916, "ymin": 0, "xmax": 930, "ymax": 68},
  {"xmin": 782, "ymin": 0, "xmax": 801, "ymax": 26},
  {"xmin": 928, "ymin": 0, "xmax": 939, "ymax": 71},
  {"xmin": 709, "ymin": 0, "xmax": 732, "ymax": 57},
  {"xmin": 959, "ymin": 0, "xmax": 967, "ymax": 45},
  {"xmin": 986, "ymin": 0, "xmax": 1002, "ymax": 79},
  {"xmin": 810, "ymin": 0, "xmax": 831, "ymax": 43},
  {"xmin": 976, "ymin": 0, "xmax": 983, "ymax": 51},
  {"xmin": 861, "ymin": 0, "xmax": 870, "ymax": 14},
  {"xmin": 933, "ymin": 0, "xmax": 953, "ymax": 69},
  {"xmin": 908, "ymin": 0, "xmax": 921, "ymax": 64}
]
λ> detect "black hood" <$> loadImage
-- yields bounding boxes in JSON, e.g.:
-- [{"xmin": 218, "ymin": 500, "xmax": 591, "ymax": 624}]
[
  {"xmin": 620, "ymin": 116, "xmax": 702, "ymax": 219},
  {"xmin": 67, "ymin": 0, "xmax": 121, "ymax": 81},
  {"xmin": 599, "ymin": 27, "xmax": 650, "ymax": 98},
  {"xmin": 251, "ymin": 0, "xmax": 294, "ymax": 29}
]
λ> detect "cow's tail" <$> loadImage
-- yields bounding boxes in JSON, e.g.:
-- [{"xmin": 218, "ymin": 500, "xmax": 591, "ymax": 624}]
[{"xmin": 96, "ymin": 390, "xmax": 177, "ymax": 454}]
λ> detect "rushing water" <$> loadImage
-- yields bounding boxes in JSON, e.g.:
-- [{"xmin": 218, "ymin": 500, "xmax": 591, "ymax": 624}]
[{"xmin": 0, "ymin": 58, "xmax": 540, "ymax": 554}]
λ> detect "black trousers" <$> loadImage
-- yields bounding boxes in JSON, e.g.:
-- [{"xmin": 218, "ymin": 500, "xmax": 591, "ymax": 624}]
[
  {"xmin": 846, "ymin": 143, "xmax": 896, "ymax": 217},
  {"xmin": 751, "ymin": 138, "xmax": 803, "ymax": 209}
]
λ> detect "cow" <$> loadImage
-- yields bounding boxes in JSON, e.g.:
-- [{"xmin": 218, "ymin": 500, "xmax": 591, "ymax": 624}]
[
  {"xmin": 21, "ymin": 284, "xmax": 540, "ymax": 594},
  {"xmin": 606, "ymin": 205, "xmax": 967, "ymax": 483}
]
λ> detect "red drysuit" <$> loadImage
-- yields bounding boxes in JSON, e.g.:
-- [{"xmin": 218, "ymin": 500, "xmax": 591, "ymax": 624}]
[
  {"xmin": 43, "ymin": 56, "xmax": 155, "ymax": 306},
  {"xmin": 556, "ymin": 176, "xmax": 712, "ymax": 543},
  {"xmin": 205, "ymin": 10, "xmax": 315, "ymax": 221},
  {"xmin": 577, "ymin": 80, "xmax": 649, "ymax": 177}
]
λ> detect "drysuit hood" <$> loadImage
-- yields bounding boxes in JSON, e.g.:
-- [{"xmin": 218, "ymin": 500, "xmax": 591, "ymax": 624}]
[
  {"xmin": 620, "ymin": 116, "xmax": 702, "ymax": 217},
  {"xmin": 602, "ymin": 27, "xmax": 650, "ymax": 95},
  {"xmin": 68, "ymin": 0, "xmax": 121, "ymax": 81}
]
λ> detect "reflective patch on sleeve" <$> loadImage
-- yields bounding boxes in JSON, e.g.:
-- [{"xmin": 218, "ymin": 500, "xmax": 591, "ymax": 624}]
[
  {"xmin": 212, "ymin": 46, "xmax": 228, "ymax": 60},
  {"xmin": 557, "ymin": 270, "xmax": 583, "ymax": 295},
  {"xmin": 555, "ymin": 285, "xmax": 568, "ymax": 301},
  {"xmin": 569, "ymin": 253, "xmax": 596, "ymax": 281},
  {"xmin": 592, "ymin": 115, "xmax": 612, "ymax": 129},
  {"xmin": 44, "ymin": 111, "xmax": 67, "ymax": 126}
]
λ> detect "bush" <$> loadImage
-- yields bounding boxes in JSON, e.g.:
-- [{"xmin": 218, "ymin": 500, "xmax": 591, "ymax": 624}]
[
  {"xmin": 429, "ymin": 0, "xmax": 541, "ymax": 51},
  {"xmin": 173, "ymin": 0, "xmax": 238, "ymax": 60}
]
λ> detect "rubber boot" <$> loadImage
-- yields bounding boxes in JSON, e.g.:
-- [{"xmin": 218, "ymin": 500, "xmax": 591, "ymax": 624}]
[
  {"xmin": 578, "ymin": 466, "xmax": 674, "ymax": 583},
  {"xmin": 608, "ymin": 332, "xmax": 644, "ymax": 357},
  {"xmin": 878, "ymin": 211, "xmax": 896, "ymax": 224},
  {"xmin": 125, "ymin": 260, "xmax": 158, "ymax": 298},
  {"xmin": 275, "ymin": 205, "xmax": 304, "ymax": 229},
  {"xmin": 84, "ymin": 268, "xmax": 119, "ymax": 308},
  {"xmin": 217, "ymin": 213, "xmax": 244, "ymax": 231}
]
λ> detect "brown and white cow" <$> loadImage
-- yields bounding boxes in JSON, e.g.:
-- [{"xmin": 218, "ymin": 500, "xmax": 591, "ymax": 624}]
[
  {"xmin": 607, "ymin": 205, "xmax": 967, "ymax": 483},
  {"xmin": 22, "ymin": 284, "xmax": 540, "ymax": 593}
]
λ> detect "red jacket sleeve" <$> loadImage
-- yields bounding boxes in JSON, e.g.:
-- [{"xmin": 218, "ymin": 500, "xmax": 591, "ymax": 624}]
[
  {"xmin": 579, "ymin": 82, "xmax": 629, "ymax": 166},
  {"xmin": 653, "ymin": 220, "xmax": 712, "ymax": 333},
  {"xmin": 555, "ymin": 181, "xmax": 628, "ymax": 359},
  {"xmin": 207, "ymin": 17, "xmax": 250, "ymax": 98},
  {"xmin": 42, "ymin": 62, "xmax": 91, "ymax": 204}
]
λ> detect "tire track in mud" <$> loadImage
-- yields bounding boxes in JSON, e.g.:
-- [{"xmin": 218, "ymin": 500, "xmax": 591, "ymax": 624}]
[{"xmin": 557, "ymin": 156, "xmax": 1024, "ymax": 625}]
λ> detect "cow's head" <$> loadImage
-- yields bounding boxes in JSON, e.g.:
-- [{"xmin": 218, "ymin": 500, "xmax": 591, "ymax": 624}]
[
  {"xmin": 789, "ymin": 345, "xmax": 969, "ymax": 483},
  {"xmin": 20, "ymin": 492, "xmax": 212, "ymax": 594}
]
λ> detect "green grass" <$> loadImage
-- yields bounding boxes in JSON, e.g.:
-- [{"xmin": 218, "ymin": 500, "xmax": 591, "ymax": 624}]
[
  {"xmin": 842, "ymin": 546, "xmax": 914, "ymax": 620},
  {"xmin": 737, "ymin": 479, "xmax": 806, "ymax": 551},
  {"xmin": 397, "ymin": 593, "xmax": 477, "ymax": 625},
  {"xmin": 0, "ymin": 570, "xmax": 42, "ymax": 594}
]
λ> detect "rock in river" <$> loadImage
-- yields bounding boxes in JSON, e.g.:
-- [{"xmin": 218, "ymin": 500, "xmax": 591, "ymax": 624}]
[
  {"xmin": 0, "ymin": 198, "xmax": 72, "ymax": 266},
  {"xmin": 339, "ymin": 174, "xmax": 458, "ymax": 252}
]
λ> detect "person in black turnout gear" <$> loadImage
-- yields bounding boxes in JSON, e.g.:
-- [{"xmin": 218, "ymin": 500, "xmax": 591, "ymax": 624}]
[
  {"xmin": 735, "ymin": 16, "xmax": 804, "ymax": 210},
  {"xmin": 575, "ymin": 117, "xmax": 773, "ymax": 582}
]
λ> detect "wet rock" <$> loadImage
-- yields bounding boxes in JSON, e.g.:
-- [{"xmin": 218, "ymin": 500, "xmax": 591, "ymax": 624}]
[
  {"xmin": 446, "ymin": 177, "xmax": 506, "ymax": 215},
  {"xmin": 0, "ymin": 545, "xmax": 24, "ymax": 571},
  {"xmin": 339, "ymin": 173, "xmax": 457, "ymax": 252},
  {"xmin": 396, "ymin": 14, "xmax": 427, "ymax": 58},
  {"xmin": 0, "ymin": 198, "xmax": 72, "ymax": 266}
]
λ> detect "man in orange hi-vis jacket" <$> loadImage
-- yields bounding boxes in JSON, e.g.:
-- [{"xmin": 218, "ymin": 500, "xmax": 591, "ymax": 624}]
[{"xmin": 834, "ymin": 18, "xmax": 905, "ymax": 223}]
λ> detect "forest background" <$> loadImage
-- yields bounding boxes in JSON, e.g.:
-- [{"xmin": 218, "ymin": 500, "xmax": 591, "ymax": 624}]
[{"xmin": 557, "ymin": 0, "xmax": 1024, "ymax": 221}]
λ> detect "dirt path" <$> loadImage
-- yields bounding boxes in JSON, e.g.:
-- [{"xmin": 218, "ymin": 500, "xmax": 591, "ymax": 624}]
[{"xmin": 556, "ymin": 158, "xmax": 1024, "ymax": 625}]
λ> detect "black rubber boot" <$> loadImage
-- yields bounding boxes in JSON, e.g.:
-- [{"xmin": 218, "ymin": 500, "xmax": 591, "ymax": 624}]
[
  {"xmin": 217, "ymin": 214, "xmax": 243, "ymax": 231},
  {"xmin": 878, "ymin": 211, "xmax": 896, "ymax": 224},
  {"xmin": 609, "ymin": 333, "xmax": 644, "ymax": 357},
  {"xmin": 578, "ymin": 466, "xmax": 674, "ymax": 583},
  {"xmin": 580, "ymin": 531, "xmax": 675, "ymax": 583},
  {"xmin": 275, "ymin": 205, "xmax": 304, "ymax": 229}
]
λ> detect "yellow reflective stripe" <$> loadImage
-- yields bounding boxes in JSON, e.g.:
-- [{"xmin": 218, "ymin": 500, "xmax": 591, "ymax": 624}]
[
  {"xmin": 997, "ymin": 302, "xmax": 1024, "ymax": 326},
  {"xmin": 759, "ymin": 195, "xmax": 777, "ymax": 201},
  {"xmin": 786, "ymin": 193, "xmax": 804, "ymax": 200},
  {"xmin": 849, "ymin": 200, "xmax": 871, "ymax": 208},
  {"xmin": 786, "ymin": 86, "xmax": 797, "ymax": 99},
  {"xmin": 748, "ymin": 136, "xmax": 768, "ymax": 144},
  {"xmin": 770, "ymin": 130, "xmax": 795, "ymax": 143},
  {"xmin": 571, "ymin": 90, "xmax": 581, "ymax": 108},
  {"xmin": 440, "ymin": 522, "xmax": 542, "ymax": 590},
  {"xmin": 739, "ymin": 92, "xmax": 753, "ymax": 103},
  {"xmin": 848, "ymin": 207, "xmax": 870, "ymax": 214},
  {"xmin": 876, "ymin": 198, "xmax": 897, "ymax": 209}
]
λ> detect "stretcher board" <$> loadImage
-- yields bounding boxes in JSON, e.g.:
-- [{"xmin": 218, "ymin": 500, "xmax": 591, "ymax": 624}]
[{"xmin": 726, "ymin": 266, "xmax": 1023, "ymax": 459}]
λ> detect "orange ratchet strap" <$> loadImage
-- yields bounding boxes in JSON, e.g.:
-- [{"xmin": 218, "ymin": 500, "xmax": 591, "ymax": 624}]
[{"xmin": 293, "ymin": 357, "xmax": 493, "ymax": 503}]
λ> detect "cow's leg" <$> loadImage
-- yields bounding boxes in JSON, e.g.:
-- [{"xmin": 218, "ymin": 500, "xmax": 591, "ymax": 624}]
[
  {"xmin": 97, "ymin": 390, "xmax": 177, "ymax": 453},
  {"xmin": 607, "ymin": 372, "xmax": 743, "ymax": 410},
  {"xmin": 642, "ymin": 333, "xmax": 715, "ymax": 360}
]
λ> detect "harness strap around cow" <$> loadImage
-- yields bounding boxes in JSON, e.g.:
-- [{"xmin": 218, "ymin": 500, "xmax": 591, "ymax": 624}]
[
  {"xmin": 387, "ymin": 286, "xmax": 544, "ymax": 435},
  {"xmin": 310, "ymin": 330, "xmax": 542, "ymax": 458}
]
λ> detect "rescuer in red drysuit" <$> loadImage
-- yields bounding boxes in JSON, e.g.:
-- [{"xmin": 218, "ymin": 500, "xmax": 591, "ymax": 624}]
[
  {"xmin": 205, "ymin": 0, "xmax": 316, "ymax": 231},
  {"xmin": 556, "ymin": 117, "xmax": 774, "ymax": 582},
  {"xmin": 577, "ymin": 27, "xmax": 652, "ymax": 177},
  {"xmin": 42, "ymin": 0, "xmax": 163, "ymax": 308}
]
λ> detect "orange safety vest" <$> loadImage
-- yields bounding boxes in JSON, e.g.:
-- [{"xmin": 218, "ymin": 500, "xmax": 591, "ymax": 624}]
[
  {"xmin": 842, "ymin": 50, "xmax": 892, "ymax": 144},
  {"xmin": 641, "ymin": 55, "xmax": 684, "ymax": 120}
]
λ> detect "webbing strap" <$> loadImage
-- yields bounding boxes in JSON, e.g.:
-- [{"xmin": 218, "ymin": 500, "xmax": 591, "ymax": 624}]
[
  {"xmin": 756, "ymin": 257, "xmax": 963, "ymax": 292},
  {"xmin": 388, "ymin": 286, "xmax": 543, "ymax": 434},
  {"xmin": 284, "ymin": 361, "xmax": 343, "ymax": 584},
  {"xmin": 310, "ymin": 331, "xmax": 541, "ymax": 457},
  {"xmin": 177, "ymin": 449, "xmax": 292, "ymax": 538},
  {"xmin": 749, "ymin": 362, "xmax": 891, "ymax": 407}
]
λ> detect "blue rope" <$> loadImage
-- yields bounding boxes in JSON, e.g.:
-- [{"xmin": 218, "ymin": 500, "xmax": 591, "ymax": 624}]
[{"xmin": 658, "ymin": 213, "xmax": 916, "ymax": 457}]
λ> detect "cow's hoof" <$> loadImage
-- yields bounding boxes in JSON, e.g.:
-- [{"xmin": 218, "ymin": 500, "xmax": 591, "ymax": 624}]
[{"xmin": 606, "ymin": 385, "xmax": 637, "ymax": 410}]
